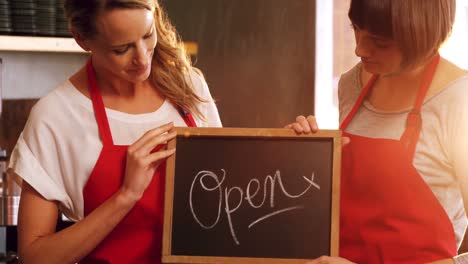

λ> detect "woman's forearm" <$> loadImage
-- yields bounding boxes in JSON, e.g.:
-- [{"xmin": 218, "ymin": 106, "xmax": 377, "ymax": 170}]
[{"xmin": 20, "ymin": 189, "xmax": 137, "ymax": 264}]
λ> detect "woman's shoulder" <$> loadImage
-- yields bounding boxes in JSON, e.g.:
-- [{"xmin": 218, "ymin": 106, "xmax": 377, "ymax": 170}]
[
  {"xmin": 338, "ymin": 63, "xmax": 362, "ymax": 102},
  {"xmin": 338, "ymin": 63, "xmax": 362, "ymax": 91},
  {"xmin": 429, "ymin": 58, "xmax": 468, "ymax": 98},
  {"xmin": 29, "ymin": 80, "xmax": 75, "ymax": 119},
  {"xmin": 29, "ymin": 82, "xmax": 63, "ymax": 115},
  {"xmin": 25, "ymin": 80, "xmax": 82, "ymax": 136},
  {"xmin": 434, "ymin": 74, "xmax": 468, "ymax": 102},
  {"xmin": 187, "ymin": 67, "xmax": 210, "ymax": 97},
  {"xmin": 430, "ymin": 58, "xmax": 468, "ymax": 99},
  {"xmin": 186, "ymin": 67, "xmax": 222, "ymax": 127},
  {"xmin": 340, "ymin": 63, "xmax": 361, "ymax": 82},
  {"xmin": 426, "ymin": 70, "xmax": 468, "ymax": 119}
]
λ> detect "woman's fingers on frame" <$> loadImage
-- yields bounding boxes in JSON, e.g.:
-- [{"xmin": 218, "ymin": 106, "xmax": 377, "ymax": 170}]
[
  {"xmin": 145, "ymin": 148, "xmax": 176, "ymax": 165},
  {"xmin": 305, "ymin": 256, "xmax": 334, "ymax": 264},
  {"xmin": 131, "ymin": 122, "xmax": 174, "ymax": 151},
  {"xmin": 342, "ymin": 136, "xmax": 351, "ymax": 146},
  {"xmin": 140, "ymin": 130, "xmax": 177, "ymax": 155},
  {"xmin": 306, "ymin": 256, "xmax": 356, "ymax": 264},
  {"xmin": 306, "ymin": 115, "xmax": 318, "ymax": 131},
  {"xmin": 295, "ymin": 115, "xmax": 311, "ymax": 133},
  {"xmin": 291, "ymin": 122, "xmax": 306, "ymax": 133}
]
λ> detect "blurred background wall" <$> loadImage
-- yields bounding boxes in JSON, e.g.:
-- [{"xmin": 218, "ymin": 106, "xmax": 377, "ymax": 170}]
[{"xmin": 161, "ymin": 0, "xmax": 316, "ymax": 128}]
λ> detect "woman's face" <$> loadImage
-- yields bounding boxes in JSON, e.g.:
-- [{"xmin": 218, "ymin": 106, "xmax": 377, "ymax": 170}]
[
  {"xmin": 352, "ymin": 24, "xmax": 403, "ymax": 75},
  {"xmin": 86, "ymin": 8, "xmax": 157, "ymax": 83}
]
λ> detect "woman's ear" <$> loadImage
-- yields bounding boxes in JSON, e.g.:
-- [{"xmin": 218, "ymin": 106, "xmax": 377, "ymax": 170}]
[{"xmin": 71, "ymin": 28, "xmax": 91, "ymax": 52}]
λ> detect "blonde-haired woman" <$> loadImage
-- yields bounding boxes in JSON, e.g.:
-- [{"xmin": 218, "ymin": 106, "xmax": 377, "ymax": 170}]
[{"xmin": 8, "ymin": 1, "xmax": 222, "ymax": 263}]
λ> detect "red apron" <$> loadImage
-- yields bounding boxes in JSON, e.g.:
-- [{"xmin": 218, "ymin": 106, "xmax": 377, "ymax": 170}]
[
  {"xmin": 339, "ymin": 55, "xmax": 457, "ymax": 263},
  {"xmin": 81, "ymin": 59, "xmax": 197, "ymax": 264}
]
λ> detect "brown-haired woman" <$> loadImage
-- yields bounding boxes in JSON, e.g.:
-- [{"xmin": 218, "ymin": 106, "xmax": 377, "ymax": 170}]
[
  {"xmin": 8, "ymin": 1, "xmax": 221, "ymax": 263},
  {"xmin": 288, "ymin": 0, "xmax": 468, "ymax": 263}
]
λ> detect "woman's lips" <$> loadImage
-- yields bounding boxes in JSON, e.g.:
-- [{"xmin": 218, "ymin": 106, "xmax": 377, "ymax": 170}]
[
  {"xmin": 361, "ymin": 58, "xmax": 377, "ymax": 65},
  {"xmin": 129, "ymin": 65, "xmax": 149, "ymax": 75}
]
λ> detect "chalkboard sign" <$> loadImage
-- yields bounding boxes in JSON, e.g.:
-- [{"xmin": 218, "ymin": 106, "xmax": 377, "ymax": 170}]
[{"xmin": 162, "ymin": 128, "xmax": 341, "ymax": 264}]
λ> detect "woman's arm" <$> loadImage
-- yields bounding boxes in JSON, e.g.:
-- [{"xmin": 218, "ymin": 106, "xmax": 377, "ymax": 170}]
[
  {"xmin": 447, "ymin": 75, "xmax": 468, "ymax": 263},
  {"xmin": 18, "ymin": 181, "xmax": 137, "ymax": 264},
  {"xmin": 18, "ymin": 122, "xmax": 177, "ymax": 264}
]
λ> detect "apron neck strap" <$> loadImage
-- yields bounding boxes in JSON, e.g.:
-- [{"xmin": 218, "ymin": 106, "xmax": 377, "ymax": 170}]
[
  {"xmin": 86, "ymin": 58, "xmax": 114, "ymax": 146},
  {"xmin": 339, "ymin": 74, "xmax": 378, "ymax": 131},
  {"xmin": 178, "ymin": 107, "xmax": 198, "ymax": 127},
  {"xmin": 400, "ymin": 54, "xmax": 440, "ymax": 156},
  {"xmin": 340, "ymin": 54, "xmax": 440, "ymax": 156},
  {"xmin": 86, "ymin": 58, "xmax": 198, "ymax": 146}
]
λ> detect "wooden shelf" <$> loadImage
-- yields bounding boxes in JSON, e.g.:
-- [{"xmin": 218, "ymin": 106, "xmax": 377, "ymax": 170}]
[{"xmin": 0, "ymin": 35, "xmax": 198, "ymax": 55}]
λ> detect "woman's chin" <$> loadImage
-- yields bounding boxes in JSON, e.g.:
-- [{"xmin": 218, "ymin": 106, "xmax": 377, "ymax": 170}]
[
  {"xmin": 126, "ymin": 70, "xmax": 151, "ymax": 83},
  {"xmin": 361, "ymin": 61, "xmax": 380, "ymax": 73}
]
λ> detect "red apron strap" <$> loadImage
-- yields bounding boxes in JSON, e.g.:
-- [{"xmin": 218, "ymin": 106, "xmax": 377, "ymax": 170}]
[
  {"xmin": 178, "ymin": 107, "xmax": 197, "ymax": 127},
  {"xmin": 400, "ymin": 54, "xmax": 440, "ymax": 157},
  {"xmin": 340, "ymin": 74, "xmax": 378, "ymax": 130},
  {"xmin": 340, "ymin": 55, "xmax": 440, "ymax": 157},
  {"xmin": 86, "ymin": 58, "xmax": 198, "ymax": 147},
  {"xmin": 86, "ymin": 58, "xmax": 114, "ymax": 146}
]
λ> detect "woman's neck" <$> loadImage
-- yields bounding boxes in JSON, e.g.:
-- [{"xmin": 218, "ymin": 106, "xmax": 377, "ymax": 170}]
[
  {"xmin": 91, "ymin": 64, "xmax": 147, "ymax": 98},
  {"xmin": 96, "ymin": 76, "xmax": 143, "ymax": 98},
  {"xmin": 364, "ymin": 61, "xmax": 430, "ymax": 111},
  {"xmin": 70, "ymin": 64, "xmax": 165, "ymax": 115},
  {"xmin": 96, "ymin": 75, "xmax": 164, "ymax": 114}
]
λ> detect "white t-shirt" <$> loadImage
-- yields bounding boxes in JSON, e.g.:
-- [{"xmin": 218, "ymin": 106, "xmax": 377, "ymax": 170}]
[{"xmin": 8, "ymin": 71, "xmax": 222, "ymax": 221}]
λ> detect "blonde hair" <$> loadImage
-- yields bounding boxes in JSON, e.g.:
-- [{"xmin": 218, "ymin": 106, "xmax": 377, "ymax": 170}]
[
  {"xmin": 349, "ymin": 0, "xmax": 456, "ymax": 68},
  {"xmin": 64, "ymin": 0, "xmax": 207, "ymax": 120}
]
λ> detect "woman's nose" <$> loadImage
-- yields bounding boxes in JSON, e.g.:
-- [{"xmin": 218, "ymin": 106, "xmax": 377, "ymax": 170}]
[
  {"xmin": 132, "ymin": 43, "xmax": 148, "ymax": 66},
  {"xmin": 355, "ymin": 36, "xmax": 373, "ymax": 58}
]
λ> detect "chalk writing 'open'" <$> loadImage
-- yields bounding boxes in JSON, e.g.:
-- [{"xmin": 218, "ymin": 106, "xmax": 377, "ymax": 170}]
[{"xmin": 189, "ymin": 169, "xmax": 320, "ymax": 245}]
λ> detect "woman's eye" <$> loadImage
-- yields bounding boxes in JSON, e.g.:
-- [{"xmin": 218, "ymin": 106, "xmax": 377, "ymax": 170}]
[
  {"xmin": 374, "ymin": 40, "xmax": 390, "ymax": 49},
  {"xmin": 113, "ymin": 46, "xmax": 129, "ymax": 55},
  {"xmin": 143, "ymin": 31, "xmax": 154, "ymax": 39}
]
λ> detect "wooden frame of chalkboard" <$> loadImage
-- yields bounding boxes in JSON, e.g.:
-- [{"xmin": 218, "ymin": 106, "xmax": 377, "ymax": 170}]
[{"xmin": 162, "ymin": 127, "xmax": 341, "ymax": 264}]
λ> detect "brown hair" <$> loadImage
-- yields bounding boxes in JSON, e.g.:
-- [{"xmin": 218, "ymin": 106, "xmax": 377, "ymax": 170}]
[
  {"xmin": 349, "ymin": 0, "xmax": 456, "ymax": 68},
  {"xmin": 63, "ymin": 0, "xmax": 207, "ymax": 120}
]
